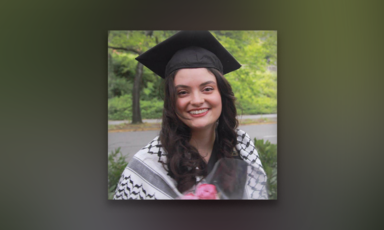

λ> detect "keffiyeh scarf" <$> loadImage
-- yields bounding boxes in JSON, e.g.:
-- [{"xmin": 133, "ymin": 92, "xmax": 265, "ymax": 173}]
[{"xmin": 113, "ymin": 129, "xmax": 268, "ymax": 200}]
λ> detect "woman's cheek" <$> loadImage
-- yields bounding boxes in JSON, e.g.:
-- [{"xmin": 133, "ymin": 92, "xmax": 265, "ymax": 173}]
[{"xmin": 176, "ymin": 98, "xmax": 186, "ymax": 111}]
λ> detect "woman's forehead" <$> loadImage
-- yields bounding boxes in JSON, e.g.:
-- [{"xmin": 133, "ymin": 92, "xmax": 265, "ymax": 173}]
[{"xmin": 174, "ymin": 68, "xmax": 216, "ymax": 85}]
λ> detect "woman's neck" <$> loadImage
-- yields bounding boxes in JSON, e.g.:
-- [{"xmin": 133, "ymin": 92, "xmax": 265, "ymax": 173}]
[{"xmin": 189, "ymin": 126, "xmax": 216, "ymax": 163}]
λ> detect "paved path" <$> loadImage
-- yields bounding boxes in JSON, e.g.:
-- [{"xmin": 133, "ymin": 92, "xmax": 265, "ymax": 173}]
[
  {"xmin": 108, "ymin": 114, "xmax": 277, "ymax": 125},
  {"xmin": 108, "ymin": 123, "xmax": 277, "ymax": 162}
]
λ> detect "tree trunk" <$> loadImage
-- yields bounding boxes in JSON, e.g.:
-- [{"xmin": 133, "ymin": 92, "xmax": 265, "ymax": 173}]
[{"xmin": 132, "ymin": 62, "xmax": 143, "ymax": 124}]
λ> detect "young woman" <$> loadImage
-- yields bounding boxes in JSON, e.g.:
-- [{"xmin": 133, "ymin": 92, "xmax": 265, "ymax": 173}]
[{"xmin": 113, "ymin": 31, "xmax": 268, "ymax": 200}]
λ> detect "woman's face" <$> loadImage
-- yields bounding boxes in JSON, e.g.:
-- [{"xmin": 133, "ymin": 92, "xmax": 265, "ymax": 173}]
[{"xmin": 174, "ymin": 68, "xmax": 222, "ymax": 131}]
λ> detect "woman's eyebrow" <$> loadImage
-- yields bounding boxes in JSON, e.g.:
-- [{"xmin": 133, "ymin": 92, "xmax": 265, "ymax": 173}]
[
  {"xmin": 175, "ymin": 84, "xmax": 190, "ymax": 89},
  {"xmin": 200, "ymin": 81, "xmax": 216, "ymax": 86},
  {"xmin": 175, "ymin": 81, "xmax": 216, "ymax": 89}
]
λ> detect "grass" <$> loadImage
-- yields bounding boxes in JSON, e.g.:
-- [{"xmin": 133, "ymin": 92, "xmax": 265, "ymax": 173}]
[
  {"xmin": 239, "ymin": 118, "xmax": 276, "ymax": 125},
  {"xmin": 108, "ymin": 122, "xmax": 161, "ymax": 132}
]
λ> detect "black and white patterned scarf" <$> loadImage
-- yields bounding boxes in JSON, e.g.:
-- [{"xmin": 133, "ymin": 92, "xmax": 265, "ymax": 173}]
[{"xmin": 113, "ymin": 129, "xmax": 268, "ymax": 200}]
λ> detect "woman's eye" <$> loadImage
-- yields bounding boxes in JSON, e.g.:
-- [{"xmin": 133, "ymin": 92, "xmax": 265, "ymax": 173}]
[
  {"xmin": 203, "ymin": 87, "xmax": 214, "ymax": 92},
  {"xmin": 177, "ymin": 91, "xmax": 187, "ymax": 96}
]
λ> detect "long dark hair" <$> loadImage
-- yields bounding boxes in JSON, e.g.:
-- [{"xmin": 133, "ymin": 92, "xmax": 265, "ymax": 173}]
[{"xmin": 159, "ymin": 68, "xmax": 239, "ymax": 193}]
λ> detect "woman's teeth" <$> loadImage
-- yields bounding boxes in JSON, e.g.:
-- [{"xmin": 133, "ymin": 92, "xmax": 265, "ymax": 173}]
[{"xmin": 189, "ymin": 109, "xmax": 208, "ymax": 115}]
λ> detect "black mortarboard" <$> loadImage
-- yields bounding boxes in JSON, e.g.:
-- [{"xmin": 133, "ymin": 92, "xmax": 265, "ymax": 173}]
[{"xmin": 135, "ymin": 31, "xmax": 241, "ymax": 78}]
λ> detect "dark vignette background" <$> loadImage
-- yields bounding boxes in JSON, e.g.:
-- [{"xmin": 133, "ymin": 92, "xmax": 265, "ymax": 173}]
[{"xmin": 1, "ymin": 1, "xmax": 383, "ymax": 230}]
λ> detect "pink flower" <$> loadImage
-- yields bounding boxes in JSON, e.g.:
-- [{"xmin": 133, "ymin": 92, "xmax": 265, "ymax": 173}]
[
  {"xmin": 181, "ymin": 193, "xmax": 199, "ymax": 200},
  {"xmin": 195, "ymin": 184, "xmax": 218, "ymax": 200}
]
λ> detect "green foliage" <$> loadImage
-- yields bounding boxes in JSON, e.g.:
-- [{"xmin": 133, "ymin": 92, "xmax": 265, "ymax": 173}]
[
  {"xmin": 237, "ymin": 96, "xmax": 277, "ymax": 115},
  {"xmin": 108, "ymin": 94, "xmax": 132, "ymax": 120},
  {"xmin": 108, "ymin": 95, "xmax": 163, "ymax": 120},
  {"xmin": 140, "ymin": 100, "xmax": 164, "ymax": 119},
  {"xmin": 254, "ymin": 138, "xmax": 277, "ymax": 199},
  {"xmin": 109, "ymin": 31, "xmax": 158, "ymax": 54},
  {"xmin": 216, "ymin": 31, "xmax": 277, "ymax": 115},
  {"xmin": 108, "ymin": 73, "xmax": 132, "ymax": 99},
  {"xmin": 108, "ymin": 147, "xmax": 128, "ymax": 199}
]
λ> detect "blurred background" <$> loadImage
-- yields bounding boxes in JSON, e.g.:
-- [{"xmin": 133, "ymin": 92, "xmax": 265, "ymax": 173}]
[{"xmin": 107, "ymin": 31, "xmax": 277, "ymax": 199}]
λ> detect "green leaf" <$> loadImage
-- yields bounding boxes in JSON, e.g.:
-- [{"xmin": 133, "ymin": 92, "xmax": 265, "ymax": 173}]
[{"xmin": 254, "ymin": 137, "xmax": 277, "ymax": 199}]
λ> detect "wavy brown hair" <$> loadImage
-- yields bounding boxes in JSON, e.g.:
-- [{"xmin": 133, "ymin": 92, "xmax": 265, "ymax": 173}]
[{"xmin": 159, "ymin": 68, "xmax": 239, "ymax": 193}]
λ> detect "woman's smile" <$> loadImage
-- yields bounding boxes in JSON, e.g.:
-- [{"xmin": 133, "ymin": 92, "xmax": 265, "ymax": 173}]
[{"xmin": 189, "ymin": 108, "xmax": 209, "ymax": 116}]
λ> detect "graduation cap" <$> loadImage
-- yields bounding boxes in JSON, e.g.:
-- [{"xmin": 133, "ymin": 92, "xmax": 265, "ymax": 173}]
[{"xmin": 135, "ymin": 31, "xmax": 241, "ymax": 78}]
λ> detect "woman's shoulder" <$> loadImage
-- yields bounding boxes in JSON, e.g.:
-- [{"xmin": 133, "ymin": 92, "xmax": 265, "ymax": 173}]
[
  {"xmin": 235, "ymin": 129, "xmax": 252, "ymax": 144},
  {"xmin": 234, "ymin": 129, "xmax": 268, "ymax": 199},
  {"xmin": 114, "ymin": 136, "xmax": 180, "ymax": 200},
  {"xmin": 133, "ymin": 136, "xmax": 166, "ymax": 161},
  {"xmin": 235, "ymin": 129, "xmax": 263, "ymax": 168}
]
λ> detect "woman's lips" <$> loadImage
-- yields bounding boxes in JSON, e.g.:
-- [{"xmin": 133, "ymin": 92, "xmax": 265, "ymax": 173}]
[{"xmin": 188, "ymin": 108, "xmax": 209, "ymax": 117}]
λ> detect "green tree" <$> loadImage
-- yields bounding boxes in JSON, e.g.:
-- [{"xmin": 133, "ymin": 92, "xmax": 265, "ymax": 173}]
[
  {"xmin": 213, "ymin": 31, "xmax": 277, "ymax": 115},
  {"xmin": 108, "ymin": 31, "xmax": 177, "ymax": 123}
]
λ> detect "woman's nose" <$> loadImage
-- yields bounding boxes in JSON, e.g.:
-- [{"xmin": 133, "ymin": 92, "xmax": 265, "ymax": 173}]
[{"xmin": 191, "ymin": 92, "xmax": 204, "ymax": 106}]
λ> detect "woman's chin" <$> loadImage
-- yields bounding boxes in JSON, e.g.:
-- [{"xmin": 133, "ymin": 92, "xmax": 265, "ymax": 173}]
[{"xmin": 187, "ymin": 122, "xmax": 215, "ymax": 131}]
